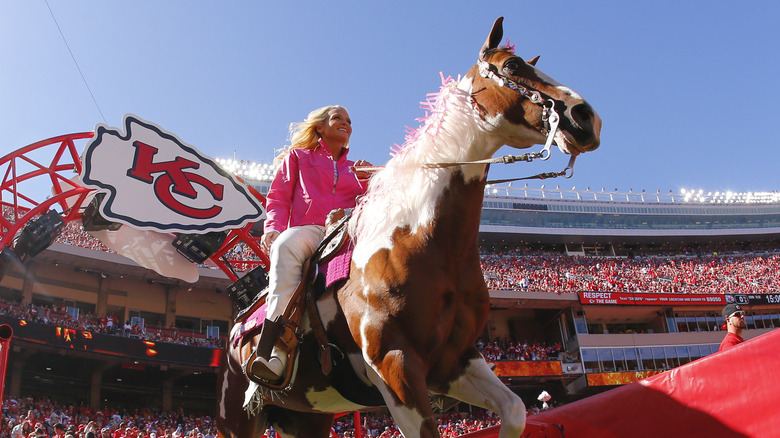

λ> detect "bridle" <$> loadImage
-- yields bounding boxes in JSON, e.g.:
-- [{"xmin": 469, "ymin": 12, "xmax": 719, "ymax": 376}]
[
  {"xmin": 472, "ymin": 59, "xmax": 576, "ymax": 183},
  {"xmin": 355, "ymin": 59, "xmax": 578, "ymax": 182},
  {"xmin": 477, "ymin": 60, "xmax": 560, "ymax": 159}
]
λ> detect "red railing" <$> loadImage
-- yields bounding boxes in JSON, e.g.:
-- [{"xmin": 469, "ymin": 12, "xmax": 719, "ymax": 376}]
[
  {"xmin": 0, "ymin": 324, "xmax": 14, "ymax": 410},
  {"xmin": 0, "ymin": 133, "xmax": 268, "ymax": 281}
]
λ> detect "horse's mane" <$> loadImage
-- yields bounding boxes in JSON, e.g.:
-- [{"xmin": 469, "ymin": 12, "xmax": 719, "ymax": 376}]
[{"xmin": 350, "ymin": 75, "xmax": 482, "ymax": 268}]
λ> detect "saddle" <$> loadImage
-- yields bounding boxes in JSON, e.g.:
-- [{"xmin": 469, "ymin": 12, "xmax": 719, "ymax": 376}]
[{"xmin": 239, "ymin": 210, "xmax": 352, "ymax": 390}]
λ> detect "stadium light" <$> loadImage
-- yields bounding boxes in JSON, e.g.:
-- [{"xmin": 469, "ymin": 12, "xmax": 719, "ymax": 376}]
[
  {"xmin": 14, "ymin": 210, "xmax": 65, "ymax": 259},
  {"xmin": 216, "ymin": 158, "xmax": 275, "ymax": 182},
  {"xmin": 227, "ymin": 265, "xmax": 269, "ymax": 310},
  {"xmin": 490, "ymin": 183, "xmax": 778, "ymax": 205},
  {"xmin": 172, "ymin": 231, "xmax": 229, "ymax": 264}
]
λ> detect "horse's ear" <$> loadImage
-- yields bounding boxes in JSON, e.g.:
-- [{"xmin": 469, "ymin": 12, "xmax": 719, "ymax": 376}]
[
  {"xmin": 527, "ymin": 55, "xmax": 540, "ymax": 66},
  {"xmin": 480, "ymin": 17, "xmax": 504, "ymax": 60}
]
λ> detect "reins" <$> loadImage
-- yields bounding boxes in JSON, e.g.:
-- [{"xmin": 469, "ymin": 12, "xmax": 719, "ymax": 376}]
[
  {"xmin": 353, "ymin": 153, "xmax": 576, "ymax": 183},
  {"xmin": 420, "ymin": 152, "xmax": 576, "ymax": 183},
  {"xmin": 485, "ymin": 155, "xmax": 576, "ymax": 183},
  {"xmin": 354, "ymin": 59, "xmax": 578, "ymax": 183}
]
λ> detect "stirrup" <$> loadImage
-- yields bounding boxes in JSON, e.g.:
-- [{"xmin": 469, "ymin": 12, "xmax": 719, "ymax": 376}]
[
  {"xmin": 250, "ymin": 353, "xmax": 286, "ymax": 381},
  {"xmin": 246, "ymin": 348, "xmax": 297, "ymax": 389},
  {"xmin": 244, "ymin": 317, "xmax": 299, "ymax": 389}
]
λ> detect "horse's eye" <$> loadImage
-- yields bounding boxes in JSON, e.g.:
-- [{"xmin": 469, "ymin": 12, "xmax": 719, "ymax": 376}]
[{"xmin": 503, "ymin": 59, "xmax": 521, "ymax": 74}]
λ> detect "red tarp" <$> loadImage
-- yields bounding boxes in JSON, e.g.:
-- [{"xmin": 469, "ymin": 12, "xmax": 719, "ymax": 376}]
[{"xmin": 466, "ymin": 328, "xmax": 780, "ymax": 438}]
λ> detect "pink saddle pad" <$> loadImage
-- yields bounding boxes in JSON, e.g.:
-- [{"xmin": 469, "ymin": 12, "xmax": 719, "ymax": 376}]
[
  {"xmin": 231, "ymin": 302, "xmax": 267, "ymax": 348},
  {"xmin": 231, "ymin": 242, "xmax": 353, "ymax": 349},
  {"xmin": 320, "ymin": 241, "xmax": 353, "ymax": 288}
]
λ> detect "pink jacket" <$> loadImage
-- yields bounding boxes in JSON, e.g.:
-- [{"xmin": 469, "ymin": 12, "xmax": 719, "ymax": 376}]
[{"xmin": 263, "ymin": 140, "xmax": 368, "ymax": 234}]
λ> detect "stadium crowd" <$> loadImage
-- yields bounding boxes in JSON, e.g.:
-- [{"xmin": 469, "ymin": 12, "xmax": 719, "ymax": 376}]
[
  {"xmin": 54, "ymin": 223, "xmax": 114, "ymax": 254},
  {"xmin": 0, "ymin": 300, "xmax": 561, "ymax": 362},
  {"xmin": 2, "ymin": 397, "xmax": 216, "ymax": 438},
  {"xmin": 4, "ymin": 205, "xmax": 775, "ymax": 436},
  {"xmin": 0, "ymin": 302, "xmax": 224, "ymax": 349},
  {"xmin": 1, "ymin": 396, "xmax": 556, "ymax": 438},
  {"xmin": 328, "ymin": 409, "xmax": 504, "ymax": 437},
  {"xmin": 53, "ymin": 223, "xmax": 261, "ymax": 271},
  {"xmin": 476, "ymin": 337, "xmax": 562, "ymax": 362},
  {"xmin": 15, "ymin": 209, "xmax": 773, "ymax": 298},
  {"xmin": 481, "ymin": 248, "xmax": 780, "ymax": 295}
]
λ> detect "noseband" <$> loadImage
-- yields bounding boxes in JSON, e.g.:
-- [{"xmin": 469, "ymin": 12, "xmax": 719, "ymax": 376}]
[{"xmin": 477, "ymin": 60, "xmax": 562, "ymax": 163}]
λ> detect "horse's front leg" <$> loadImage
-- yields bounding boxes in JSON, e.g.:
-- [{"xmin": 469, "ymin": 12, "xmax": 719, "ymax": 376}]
[
  {"xmin": 442, "ymin": 355, "xmax": 526, "ymax": 438},
  {"xmin": 216, "ymin": 348, "xmax": 267, "ymax": 438},
  {"xmin": 366, "ymin": 350, "xmax": 440, "ymax": 438}
]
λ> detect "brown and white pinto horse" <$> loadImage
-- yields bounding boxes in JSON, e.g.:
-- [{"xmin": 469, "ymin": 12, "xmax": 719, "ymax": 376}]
[{"xmin": 217, "ymin": 17, "xmax": 600, "ymax": 438}]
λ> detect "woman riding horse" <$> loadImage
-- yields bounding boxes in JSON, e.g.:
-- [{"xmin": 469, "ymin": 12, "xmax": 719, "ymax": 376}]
[
  {"xmin": 252, "ymin": 105, "xmax": 372, "ymax": 382},
  {"xmin": 218, "ymin": 17, "xmax": 601, "ymax": 438}
]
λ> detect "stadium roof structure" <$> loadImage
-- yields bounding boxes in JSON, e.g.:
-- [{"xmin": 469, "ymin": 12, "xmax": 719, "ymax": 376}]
[
  {"xmin": 211, "ymin": 156, "xmax": 780, "ymax": 246},
  {"xmin": 478, "ymin": 185, "xmax": 780, "ymax": 248},
  {"xmin": 216, "ymin": 157, "xmax": 780, "ymax": 248}
]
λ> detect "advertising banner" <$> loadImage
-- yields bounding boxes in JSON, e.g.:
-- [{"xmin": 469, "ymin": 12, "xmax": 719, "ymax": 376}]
[
  {"xmin": 490, "ymin": 360, "xmax": 562, "ymax": 377},
  {"xmin": 3, "ymin": 316, "xmax": 220, "ymax": 368},
  {"xmin": 587, "ymin": 370, "xmax": 664, "ymax": 386},
  {"xmin": 579, "ymin": 291, "xmax": 726, "ymax": 306}
]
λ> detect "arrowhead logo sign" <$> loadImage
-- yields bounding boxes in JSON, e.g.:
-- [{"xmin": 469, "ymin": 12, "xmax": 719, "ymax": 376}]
[{"xmin": 80, "ymin": 114, "xmax": 265, "ymax": 233}]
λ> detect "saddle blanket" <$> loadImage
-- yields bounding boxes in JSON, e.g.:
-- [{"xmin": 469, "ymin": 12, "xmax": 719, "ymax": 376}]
[
  {"xmin": 230, "ymin": 243, "xmax": 352, "ymax": 348},
  {"xmin": 320, "ymin": 241, "xmax": 353, "ymax": 288},
  {"xmin": 231, "ymin": 302, "xmax": 267, "ymax": 348}
]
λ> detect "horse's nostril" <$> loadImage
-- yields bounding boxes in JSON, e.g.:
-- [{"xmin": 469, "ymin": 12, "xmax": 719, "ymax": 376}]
[{"xmin": 572, "ymin": 103, "xmax": 594, "ymax": 129}]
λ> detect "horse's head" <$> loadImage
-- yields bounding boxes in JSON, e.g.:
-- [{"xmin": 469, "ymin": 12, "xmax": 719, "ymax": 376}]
[{"xmin": 464, "ymin": 17, "xmax": 601, "ymax": 156}]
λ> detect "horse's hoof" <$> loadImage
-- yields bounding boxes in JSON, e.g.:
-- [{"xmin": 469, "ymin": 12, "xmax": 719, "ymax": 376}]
[{"xmin": 250, "ymin": 356, "xmax": 285, "ymax": 381}]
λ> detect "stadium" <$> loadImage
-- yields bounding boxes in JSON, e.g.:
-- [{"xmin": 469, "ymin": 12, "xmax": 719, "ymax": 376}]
[{"xmin": 1, "ymin": 147, "xmax": 778, "ymax": 437}]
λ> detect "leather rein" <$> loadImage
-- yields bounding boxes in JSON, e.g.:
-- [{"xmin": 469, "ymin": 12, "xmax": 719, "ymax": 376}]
[{"xmin": 355, "ymin": 60, "xmax": 578, "ymax": 184}]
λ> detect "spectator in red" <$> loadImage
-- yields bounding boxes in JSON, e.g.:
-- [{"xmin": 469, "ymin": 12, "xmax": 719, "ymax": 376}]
[
  {"xmin": 51, "ymin": 423, "xmax": 66, "ymax": 438},
  {"xmin": 719, "ymin": 303, "xmax": 746, "ymax": 351}
]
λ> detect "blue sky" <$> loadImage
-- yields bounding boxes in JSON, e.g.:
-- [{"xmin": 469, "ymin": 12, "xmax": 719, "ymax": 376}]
[{"xmin": 2, "ymin": 1, "xmax": 779, "ymax": 198}]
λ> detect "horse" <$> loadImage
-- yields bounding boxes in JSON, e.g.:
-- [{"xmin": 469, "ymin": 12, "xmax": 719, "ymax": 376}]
[{"xmin": 217, "ymin": 17, "xmax": 601, "ymax": 438}]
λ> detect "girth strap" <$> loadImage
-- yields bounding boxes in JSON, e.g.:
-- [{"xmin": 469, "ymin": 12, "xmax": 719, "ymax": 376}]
[{"xmin": 306, "ymin": 287, "xmax": 332, "ymax": 376}]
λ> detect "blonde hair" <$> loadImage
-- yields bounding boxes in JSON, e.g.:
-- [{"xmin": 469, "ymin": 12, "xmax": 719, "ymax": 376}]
[{"xmin": 274, "ymin": 105, "xmax": 349, "ymax": 165}]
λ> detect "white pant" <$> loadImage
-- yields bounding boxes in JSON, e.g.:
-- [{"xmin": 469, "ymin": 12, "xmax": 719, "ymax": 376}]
[{"xmin": 264, "ymin": 225, "xmax": 325, "ymax": 322}]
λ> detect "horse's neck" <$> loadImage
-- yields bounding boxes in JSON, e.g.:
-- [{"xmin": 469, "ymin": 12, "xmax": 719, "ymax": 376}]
[
  {"xmin": 429, "ymin": 168, "xmax": 487, "ymax": 254},
  {"xmin": 351, "ymin": 86, "xmax": 490, "ymax": 268}
]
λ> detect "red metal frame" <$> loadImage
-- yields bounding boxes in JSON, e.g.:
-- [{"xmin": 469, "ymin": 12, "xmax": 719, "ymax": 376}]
[
  {"xmin": 0, "ymin": 133, "xmax": 269, "ymax": 281},
  {"xmin": 331, "ymin": 412, "xmax": 362, "ymax": 438},
  {"xmin": 0, "ymin": 134, "xmax": 368, "ymax": 433},
  {"xmin": 1, "ymin": 133, "xmax": 93, "ymax": 248},
  {"xmin": 0, "ymin": 324, "xmax": 13, "ymax": 411}
]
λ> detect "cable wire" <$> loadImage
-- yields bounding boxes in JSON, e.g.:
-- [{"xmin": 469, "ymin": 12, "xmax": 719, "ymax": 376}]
[{"xmin": 44, "ymin": 0, "xmax": 108, "ymax": 124}]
